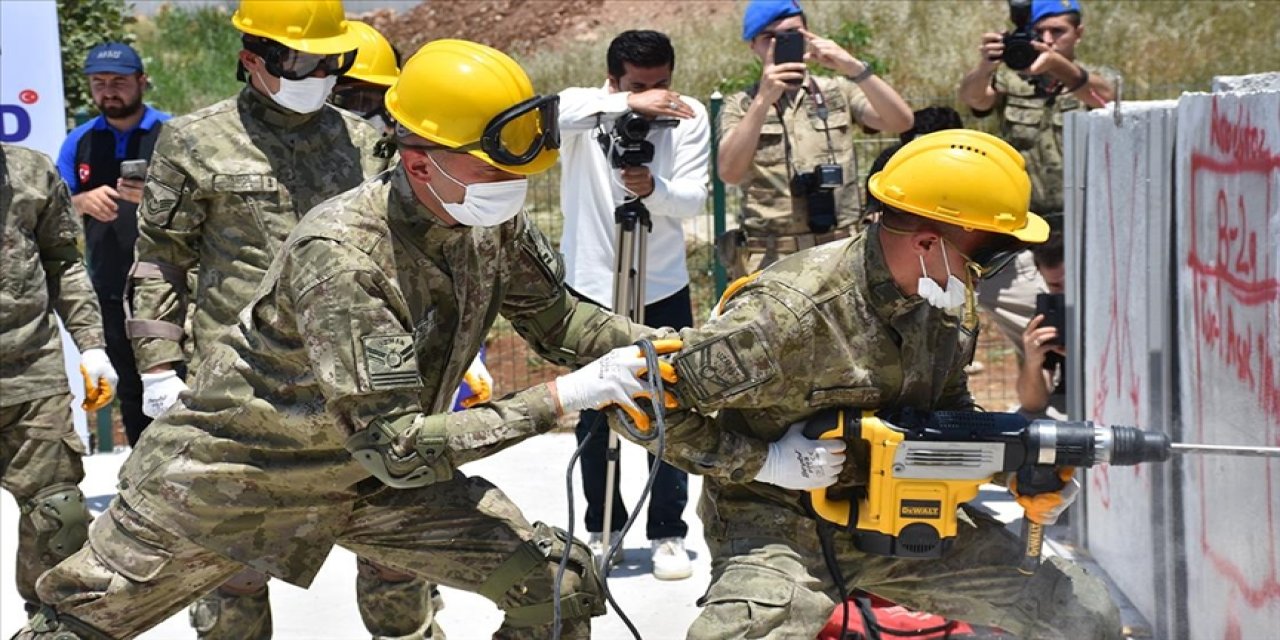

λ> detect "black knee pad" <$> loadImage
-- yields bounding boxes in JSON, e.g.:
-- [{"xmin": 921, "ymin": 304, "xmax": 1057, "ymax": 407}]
[{"xmin": 26, "ymin": 484, "xmax": 89, "ymax": 560}]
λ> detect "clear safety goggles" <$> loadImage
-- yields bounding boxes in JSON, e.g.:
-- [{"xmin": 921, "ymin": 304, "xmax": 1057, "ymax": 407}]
[
  {"xmin": 246, "ymin": 37, "xmax": 356, "ymax": 81},
  {"xmin": 450, "ymin": 94, "xmax": 561, "ymax": 167},
  {"xmin": 330, "ymin": 82, "xmax": 387, "ymax": 117}
]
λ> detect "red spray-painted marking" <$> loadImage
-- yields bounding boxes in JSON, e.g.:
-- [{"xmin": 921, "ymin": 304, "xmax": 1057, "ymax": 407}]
[
  {"xmin": 1088, "ymin": 142, "xmax": 1148, "ymax": 510},
  {"xmin": 1186, "ymin": 95, "xmax": 1280, "ymax": 617}
]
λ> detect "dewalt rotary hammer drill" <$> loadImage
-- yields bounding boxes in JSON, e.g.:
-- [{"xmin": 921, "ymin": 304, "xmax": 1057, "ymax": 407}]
[{"xmin": 802, "ymin": 407, "xmax": 1280, "ymax": 572}]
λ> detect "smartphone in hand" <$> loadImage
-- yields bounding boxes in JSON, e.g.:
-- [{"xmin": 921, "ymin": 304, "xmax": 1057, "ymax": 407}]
[
  {"xmin": 773, "ymin": 30, "xmax": 806, "ymax": 85},
  {"xmin": 120, "ymin": 159, "xmax": 148, "ymax": 181},
  {"xmin": 1034, "ymin": 293, "xmax": 1066, "ymax": 347}
]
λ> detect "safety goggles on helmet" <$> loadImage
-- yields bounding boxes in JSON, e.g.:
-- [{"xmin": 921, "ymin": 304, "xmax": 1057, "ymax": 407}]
[
  {"xmin": 449, "ymin": 95, "xmax": 561, "ymax": 168},
  {"xmin": 245, "ymin": 36, "xmax": 356, "ymax": 81}
]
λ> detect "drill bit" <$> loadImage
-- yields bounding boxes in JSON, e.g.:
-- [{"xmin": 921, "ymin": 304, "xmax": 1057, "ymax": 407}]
[{"xmin": 1169, "ymin": 443, "xmax": 1280, "ymax": 458}]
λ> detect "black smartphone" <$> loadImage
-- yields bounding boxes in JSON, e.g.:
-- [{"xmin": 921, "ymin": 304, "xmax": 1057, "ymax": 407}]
[
  {"xmin": 773, "ymin": 29, "xmax": 806, "ymax": 66},
  {"xmin": 1034, "ymin": 293, "xmax": 1066, "ymax": 346},
  {"xmin": 120, "ymin": 159, "xmax": 148, "ymax": 181}
]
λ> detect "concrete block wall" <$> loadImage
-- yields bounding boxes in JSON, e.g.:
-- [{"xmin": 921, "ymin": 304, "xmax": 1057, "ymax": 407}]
[{"xmin": 1065, "ymin": 79, "xmax": 1279, "ymax": 639}]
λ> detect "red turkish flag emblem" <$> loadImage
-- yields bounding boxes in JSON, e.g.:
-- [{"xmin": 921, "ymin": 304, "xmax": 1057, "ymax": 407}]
[{"xmin": 78, "ymin": 163, "xmax": 90, "ymax": 184}]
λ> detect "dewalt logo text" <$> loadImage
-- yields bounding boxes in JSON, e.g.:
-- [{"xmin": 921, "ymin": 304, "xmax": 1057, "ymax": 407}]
[{"xmin": 899, "ymin": 500, "xmax": 942, "ymax": 519}]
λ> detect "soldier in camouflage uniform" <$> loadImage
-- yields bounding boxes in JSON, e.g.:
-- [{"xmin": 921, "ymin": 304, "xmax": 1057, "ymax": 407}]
[
  {"xmin": 1, "ymin": 144, "xmax": 117, "ymax": 615},
  {"xmin": 121, "ymin": 2, "xmax": 440, "ymax": 638},
  {"xmin": 717, "ymin": 0, "xmax": 913, "ymax": 280},
  {"xmin": 15, "ymin": 39, "xmax": 684, "ymax": 640},
  {"xmin": 621, "ymin": 130, "xmax": 1123, "ymax": 639},
  {"xmin": 958, "ymin": 0, "xmax": 1114, "ymax": 354}
]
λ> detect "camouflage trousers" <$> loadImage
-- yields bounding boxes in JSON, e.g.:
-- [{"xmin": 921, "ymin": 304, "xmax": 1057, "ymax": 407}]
[
  {"xmin": 0, "ymin": 393, "xmax": 90, "ymax": 610},
  {"xmin": 976, "ymin": 249, "xmax": 1047, "ymax": 361},
  {"xmin": 689, "ymin": 501, "xmax": 1121, "ymax": 640},
  {"xmin": 186, "ymin": 560, "xmax": 444, "ymax": 640},
  {"xmin": 22, "ymin": 475, "xmax": 603, "ymax": 639}
]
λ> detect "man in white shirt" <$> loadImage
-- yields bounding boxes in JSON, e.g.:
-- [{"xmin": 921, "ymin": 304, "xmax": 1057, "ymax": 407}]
[{"xmin": 557, "ymin": 29, "xmax": 710, "ymax": 581}]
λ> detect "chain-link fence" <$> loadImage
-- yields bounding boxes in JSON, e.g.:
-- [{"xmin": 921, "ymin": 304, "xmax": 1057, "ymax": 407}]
[{"xmin": 485, "ymin": 85, "xmax": 1208, "ymax": 410}]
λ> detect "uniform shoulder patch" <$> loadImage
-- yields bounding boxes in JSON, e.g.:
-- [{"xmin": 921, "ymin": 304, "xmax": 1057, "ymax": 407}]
[
  {"xmin": 361, "ymin": 334, "xmax": 421, "ymax": 390},
  {"xmin": 674, "ymin": 327, "xmax": 777, "ymax": 405}
]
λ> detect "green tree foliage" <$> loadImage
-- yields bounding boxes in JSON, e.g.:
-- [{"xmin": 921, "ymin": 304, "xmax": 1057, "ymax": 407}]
[
  {"xmin": 715, "ymin": 19, "xmax": 887, "ymax": 95},
  {"xmin": 133, "ymin": 5, "xmax": 243, "ymax": 116},
  {"xmin": 57, "ymin": 0, "xmax": 133, "ymax": 124}
]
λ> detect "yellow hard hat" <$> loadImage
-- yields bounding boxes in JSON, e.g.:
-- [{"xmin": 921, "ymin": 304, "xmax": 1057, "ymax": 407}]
[
  {"xmin": 345, "ymin": 21, "xmax": 399, "ymax": 87},
  {"xmin": 231, "ymin": 0, "xmax": 362, "ymax": 55},
  {"xmin": 385, "ymin": 39, "xmax": 560, "ymax": 176},
  {"xmin": 868, "ymin": 129, "xmax": 1049, "ymax": 243}
]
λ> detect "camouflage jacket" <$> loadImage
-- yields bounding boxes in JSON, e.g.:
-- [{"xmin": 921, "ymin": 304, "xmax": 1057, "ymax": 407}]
[
  {"xmin": 128, "ymin": 86, "xmax": 384, "ymax": 371},
  {"xmin": 0, "ymin": 144, "xmax": 104, "ymax": 406},
  {"xmin": 119, "ymin": 168, "xmax": 652, "ymax": 586},
  {"xmin": 721, "ymin": 75, "xmax": 873, "ymax": 236},
  {"xmin": 635, "ymin": 227, "xmax": 978, "ymax": 535},
  {"xmin": 979, "ymin": 64, "xmax": 1105, "ymax": 216}
]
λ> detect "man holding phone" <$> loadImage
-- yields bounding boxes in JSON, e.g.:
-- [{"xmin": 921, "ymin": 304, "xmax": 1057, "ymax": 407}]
[
  {"xmin": 1017, "ymin": 231, "xmax": 1067, "ymax": 418},
  {"xmin": 717, "ymin": 0, "xmax": 913, "ymax": 279},
  {"xmin": 56, "ymin": 42, "xmax": 171, "ymax": 446}
]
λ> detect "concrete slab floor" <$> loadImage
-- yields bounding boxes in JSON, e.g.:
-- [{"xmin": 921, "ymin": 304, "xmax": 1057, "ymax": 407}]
[{"xmin": 1, "ymin": 433, "xmax": 1142, "ymax": 638}]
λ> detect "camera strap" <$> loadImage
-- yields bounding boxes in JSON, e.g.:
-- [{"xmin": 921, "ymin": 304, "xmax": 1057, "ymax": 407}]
[
  {"xmin": 808, "ymin": 79, "xmax": 840, "ymax": 165},
  {"xmin": 777, "ymin": 78, "xmax": 840, "ymax": 179}
]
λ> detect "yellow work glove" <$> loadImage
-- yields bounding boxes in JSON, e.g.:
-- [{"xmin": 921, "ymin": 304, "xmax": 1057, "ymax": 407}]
[
  {"xmin": 79, "ymin": 348, "xmax": 118, "ymax": 412},
  {"xmin": 459, "ymin": 356, "xmax": 493, "ymax": 409},
  {"xmin": 1009, "ymin": 466, "xmax": 1081, "ymax": 525}
]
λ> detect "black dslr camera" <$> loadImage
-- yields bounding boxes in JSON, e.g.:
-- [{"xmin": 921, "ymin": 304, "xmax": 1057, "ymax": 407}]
[
  {"xmin": 598, "ymin": 111, "xmax": 679, "ymax": 168},
  {"xmin": 791, "ymin": 163, "xmax": 843, "ymax": 233},
  {"xmin": 1001, "ymin": 0, "xmax": 1039, "ymax": 71}
]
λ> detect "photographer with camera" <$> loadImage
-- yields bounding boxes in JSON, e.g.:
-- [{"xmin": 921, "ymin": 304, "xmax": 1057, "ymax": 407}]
[
  {"xmin": 56, "ymin": 42, "xmax": 171, "ymax": 446},
  {"xmin": 959, "ymin": 0, "xmax": 1113, "ymax": 355},
  {"xmin": 717, "ymin": 0, "xmax": 912, "ymax": 280},
  {"xmin": 1017, "ymin": 232, "xmax": 1068, "ymax": 418},
  {"xmin": 557, "ymin": 29, "xmax": 709, "ymax": 581}
]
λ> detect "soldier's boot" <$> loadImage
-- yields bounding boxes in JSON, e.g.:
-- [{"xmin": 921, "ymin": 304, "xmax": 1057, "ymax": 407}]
[
  {"xmin": 18, "ymin": 484, "xmax": 90, "ymax": 609},
  {"xmin": 188, "ymin": 568, "xmax": 272, "ymax": 640},
  {"xmin": 10, "ymin": 606, "xmax": 111, "ymax": 640},
  {"xmin": 356, "ymin": 558, "xmax": 445, "ymax": 639},
  {"xmin": 486, "ymin": 523, "xmax": 606, "ymax": 640}
]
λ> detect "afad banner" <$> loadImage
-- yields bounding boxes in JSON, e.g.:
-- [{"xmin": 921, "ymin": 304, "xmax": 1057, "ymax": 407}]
[
  {"xmin": 1, "ymin": 0, "xmax": 65, "ymax": 158},
  {"xmin": 1, "ymin": 1, "xmax": 90, "ymax": 444}
]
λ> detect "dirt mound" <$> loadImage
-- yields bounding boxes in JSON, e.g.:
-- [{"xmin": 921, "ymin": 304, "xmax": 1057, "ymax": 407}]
[
  {"xmin": 358, "ymin": 0, "xmax": 734, "ymax": 59},
  {"xmin": 360, "ymin": 0, "xmax": 605, "ymax": 59}
]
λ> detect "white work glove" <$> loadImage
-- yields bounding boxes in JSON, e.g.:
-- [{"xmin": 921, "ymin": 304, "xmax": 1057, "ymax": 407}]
[
  {"xmin": 554, "ymin": 345, "xmax": 653, "ymax": 414},
  {"xmin": 754, "ymin": 422, "xmax": 847, "ymax": 491},
  {"xmin": 140, "ymin": 369, "xmax": 189, "ymax": 418},
  {"xmin": 458, "ymin": 355, "xmax": 493, "ymax": 409},
  {"xmin": 79, "ymin": 348, "xmax": 119, "ymax": 412}
]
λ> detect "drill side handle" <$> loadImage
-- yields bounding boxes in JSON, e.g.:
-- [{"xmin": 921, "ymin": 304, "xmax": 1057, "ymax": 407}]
[{"xmin": 1012, "ymin": 464, "xmax": 1067, "ymax": 574}]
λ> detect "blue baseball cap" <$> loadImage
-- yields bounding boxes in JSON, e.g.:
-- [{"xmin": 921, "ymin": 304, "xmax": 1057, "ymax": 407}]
[
  {"xmin": 84, "ymin": 42, "xmax": 144, "ymax": 75},
  {"xmin": 742, "ymin": 0, "xmax": 804, "ymax": 41},
  {"xmin": 1031, "ymin": 0, "xmax": 1082, "ymax": 24}
]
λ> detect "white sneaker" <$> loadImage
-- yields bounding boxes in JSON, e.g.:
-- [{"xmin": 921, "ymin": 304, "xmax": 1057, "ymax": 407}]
[
  {"xmin": 651, "ymin": 537, "xmax": 692, "ymax": 581},
  {"xmin": 588, "ymin": 532, "xmax": 623, "ymax": 568}
]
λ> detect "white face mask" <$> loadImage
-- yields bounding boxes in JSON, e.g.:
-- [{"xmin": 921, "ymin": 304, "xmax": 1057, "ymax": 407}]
[
  {"xmin": 257, "ymin": 70, "xmax": 336, "ymax": 114},
  {"xmin": 423, "ymin": 153, "xmax": 527, "ymax": 227},
  {"xmin": 917, "ymin": 242, "xmax": 967, "ymax": 310}
]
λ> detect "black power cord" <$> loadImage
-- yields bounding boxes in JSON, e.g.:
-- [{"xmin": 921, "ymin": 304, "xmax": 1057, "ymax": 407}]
[{"xmin": 553, "ymin": 338, "xmax": 670, "ymax": 639}]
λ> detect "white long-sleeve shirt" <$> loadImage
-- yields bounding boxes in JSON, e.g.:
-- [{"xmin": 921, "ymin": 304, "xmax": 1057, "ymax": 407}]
[{"xmin": 557, "ymin": 84, "xmax": 710, "ymax": 308}]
